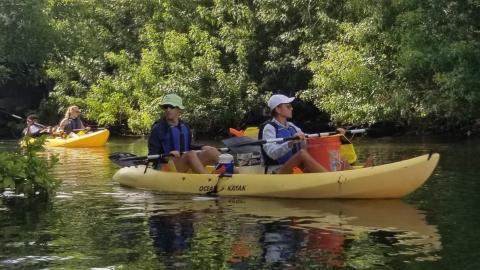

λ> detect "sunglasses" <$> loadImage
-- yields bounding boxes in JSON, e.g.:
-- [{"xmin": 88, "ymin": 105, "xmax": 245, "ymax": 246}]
[
  {"xmin": 281, "ymin": 103, "xmax": 293, "ymax": 109},
  {"xmin": 162, "ymin": 104, "xmax": 178, "ymax": 110}
]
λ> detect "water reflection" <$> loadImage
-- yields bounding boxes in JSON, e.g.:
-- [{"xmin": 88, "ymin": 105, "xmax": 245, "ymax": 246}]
[
  {"xmin": 1, "ymin": 137, "xmax": 454, "ymax": 269},
  {"xmin": 42, "ymin": 147, "xmax": 114, "ymax": 182},
  {"xmin": 149, "ymin": 211, "xmax": 194, "ymax": 255},
  {"xmin": 114, "ymin": 192, "xmax": 441, "ymax": 268},
  {"xmin": 224, "ymin": 198, "xmax": 442, "ymax": 268}
]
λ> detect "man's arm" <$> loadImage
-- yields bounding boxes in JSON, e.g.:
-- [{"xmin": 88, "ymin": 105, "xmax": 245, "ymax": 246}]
[{"xmin": 148, "ymin": 123, "xmax": 164, "ymax": 155}]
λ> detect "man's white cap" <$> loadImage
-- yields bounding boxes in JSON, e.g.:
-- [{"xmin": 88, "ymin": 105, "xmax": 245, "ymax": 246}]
[{"xmin": 267, "ymin": 94, "xmax": 295, "ymax": 110}]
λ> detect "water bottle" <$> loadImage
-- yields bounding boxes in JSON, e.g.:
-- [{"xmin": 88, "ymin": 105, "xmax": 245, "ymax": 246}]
[
  {"xmin": 216, "ymin": 153, "xmax": 234, "ymax": 174},
  {"xmin": 328, "ymin": 150, "xmax": 339, "ymax": 172}
]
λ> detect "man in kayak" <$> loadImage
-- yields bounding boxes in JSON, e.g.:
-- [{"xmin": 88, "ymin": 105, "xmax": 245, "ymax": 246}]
[
  {"xmin": 57, "ymin": 105, "xmax": 90, "ymax": 137},
  {"xmin": 260, "ymin": 94, "xmax": 346, "ymax": 174},
  {"xmin": 148, "ymin": 94, "xmax": 221, "ymax": 173}
]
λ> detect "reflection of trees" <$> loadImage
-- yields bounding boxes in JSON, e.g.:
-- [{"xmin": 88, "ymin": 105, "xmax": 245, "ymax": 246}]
[
  {"xmin": 0, "ymin": 199, "xmax": 53, "ymax": 269},
  {"xmin": 42, "ymin": 147, "xmax": 113, "ymax": 184}
]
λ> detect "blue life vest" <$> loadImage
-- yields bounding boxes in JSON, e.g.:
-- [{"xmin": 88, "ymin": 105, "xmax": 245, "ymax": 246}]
[
  {"xmin": 152, "ymin": 120, "xmax": 191, "ymax": 155},
  {"xmin": 64, "ymin": 118, "xmax": 82, "ymax": 133},
  {"xmin": 70, "ymin": 118, "xmax": 82, "ymax": 130},
  {"xmin": 259, "ymin": 121, "xmax": 300, "ymax": 165}
]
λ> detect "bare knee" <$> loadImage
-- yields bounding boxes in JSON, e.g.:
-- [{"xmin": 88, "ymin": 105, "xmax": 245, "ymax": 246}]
[
  {"xmin": 199, "ymin": 147, "xmax": 220, "ymax": 163},
  {"xmin": 297, "ymin": 149, "xmax": 312, "ymax": 160},
  {"xmin": 205, "ymin": 147, "xmax": 221, "ymax": 157},
  {"xmin": 183, "ymin": 151, "xmax": 198, "ymax": 160}
]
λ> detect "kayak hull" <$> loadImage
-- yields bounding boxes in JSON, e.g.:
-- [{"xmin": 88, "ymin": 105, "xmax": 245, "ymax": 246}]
[
  {"xmin": 45, "ymin": 129, "xmax": 110, "ymax": 147},
  {"xmin": 113, "ymin": 153, "xmax": 440, "ymax": 199}
]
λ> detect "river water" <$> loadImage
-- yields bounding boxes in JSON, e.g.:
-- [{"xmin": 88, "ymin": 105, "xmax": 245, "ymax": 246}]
[{"xmin": 1, "ymin": 136, "xmax": 479, "ymax": 269}]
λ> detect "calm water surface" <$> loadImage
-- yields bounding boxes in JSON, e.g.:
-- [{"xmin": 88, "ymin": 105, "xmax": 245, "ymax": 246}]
[{"xmin": 1, "ymin": 136, "xmax": 479, "ymax": 269}]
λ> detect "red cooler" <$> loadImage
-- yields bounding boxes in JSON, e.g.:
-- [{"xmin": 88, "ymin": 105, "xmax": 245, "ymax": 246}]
[{"xmin": 307, "ymin": 135, "xmax": 341, "ymax": 171}]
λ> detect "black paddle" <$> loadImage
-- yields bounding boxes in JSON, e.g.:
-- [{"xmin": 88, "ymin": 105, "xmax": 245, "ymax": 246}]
[
  {"xmin": 109, "ymin": 147, "xmax": 230, "ymax": 168},
  {"xmin": 109, "ymin": 152, "xmax": 175, "ymax": 167},
  {"xmin": 0, "ymin": 107, "xmax": 48, "ymax": 128},
  {"xmin": 72, "ymin": 127, "xmax": 107, "ymax": 132}
]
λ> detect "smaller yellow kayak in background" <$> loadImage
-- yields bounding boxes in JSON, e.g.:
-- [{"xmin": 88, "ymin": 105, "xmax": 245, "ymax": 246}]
[{"xmin": 45, "ymin": 129, "xmax": 110, "ymax": 147}]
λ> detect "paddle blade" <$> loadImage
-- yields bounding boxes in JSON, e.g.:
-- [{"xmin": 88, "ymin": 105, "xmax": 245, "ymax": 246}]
[
  {"xmin": 222, "ymin": 137, "xmax": 262, "ymax": 153},
  {"xmin": 109, "ymin": 152, "xmax": 144, "ymax": 167}
]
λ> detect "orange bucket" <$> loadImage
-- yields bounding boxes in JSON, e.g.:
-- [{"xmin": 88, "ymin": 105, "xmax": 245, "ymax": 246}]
[{"xmin": 307, "ymin": 135, "xmax": 341, "ymax": 171}]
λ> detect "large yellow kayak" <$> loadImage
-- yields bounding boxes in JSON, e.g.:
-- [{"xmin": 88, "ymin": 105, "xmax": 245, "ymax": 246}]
[
  {"xmin": 45, "ymin": 129, "xmax": 110, "ymax": 147},
  {"xmin": 113, "ymin": 153, "xmax": 439, "ymax": 199}
]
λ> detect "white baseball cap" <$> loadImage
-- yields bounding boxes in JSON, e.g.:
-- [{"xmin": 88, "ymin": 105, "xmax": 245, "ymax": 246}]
[{"xmin": 267, "ymin": 94, "xmax": 295, "ymax": 110}]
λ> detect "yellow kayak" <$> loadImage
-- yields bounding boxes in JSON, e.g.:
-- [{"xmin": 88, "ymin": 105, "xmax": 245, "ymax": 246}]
[
  {"xmin": 113, "ymin": 153, "xmax": 440, "ymax": 199},
  {"xmin": 45, "ymin": 129, "xmax": 110, "ymax": 147}
]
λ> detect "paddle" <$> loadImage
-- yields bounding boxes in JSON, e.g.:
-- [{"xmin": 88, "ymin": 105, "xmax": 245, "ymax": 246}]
[
  {"xmin": 109, "ymin": 152, "xmax": 174, "ymax": 167},
  {"xmin": 109, "ymin": 147, "xmax": 230, "ymax": 168},
  {"xmin": 0, "ymin": 107, "xmax": 48, "ymax": 128},
  {"xmin": 224, "ymin": 128, "xmax": 367, "ymax": 149},
  {"xmin": 72, "ymin": 127, "xmax": 107, "ymax": 132}
]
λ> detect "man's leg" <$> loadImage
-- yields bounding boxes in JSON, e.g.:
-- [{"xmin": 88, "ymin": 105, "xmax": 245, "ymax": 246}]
[
  {"xmin": 197, "ymin": 147, "xmax": 221, "ymax": 166},
  {"xmin": 172, "ymin": 151, "xmax": 209, "ymax": 173}
]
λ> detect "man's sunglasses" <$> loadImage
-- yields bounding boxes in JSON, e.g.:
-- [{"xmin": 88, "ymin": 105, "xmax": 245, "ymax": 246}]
[{"xmin": 162, "ymin": 104, "xmax": 178, "ymax": 110}]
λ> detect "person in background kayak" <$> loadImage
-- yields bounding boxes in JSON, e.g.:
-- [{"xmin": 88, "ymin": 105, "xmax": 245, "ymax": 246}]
[
  {"xmin": 22, "ymin": 114, "xmax": 51, "ymax": 137},
  {"xmin": 260, "ymin": 94, "xmax": 347, "ymax": 174},
  {"xmin": 57, "ymin": 105, "xmax": 90, "ymax": 137},
  {"xmin": 148, "ymin": 94, "xmax": 220, "ymax": 173}
]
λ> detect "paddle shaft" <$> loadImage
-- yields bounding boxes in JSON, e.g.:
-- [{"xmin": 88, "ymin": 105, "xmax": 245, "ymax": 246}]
[
  {"xmin": 115, "ymin": 148, "xmax": 230, "ymax": 163},
  {"xmin": 72, "ymin": 127, "xmax": 105, "ymax": 132},
  {"xmin": 0, "ymin": 108, "xmax": 48, "ymax": 128},
  {"xmin": 232, "ymin": 128, "xmax": 367, "ymax": 147}
]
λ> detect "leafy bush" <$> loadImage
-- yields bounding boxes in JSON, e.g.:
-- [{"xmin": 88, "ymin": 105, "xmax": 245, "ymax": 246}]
[{"xmin": 0, "ymin": 136, "xmax": 59, "ymax": 200}]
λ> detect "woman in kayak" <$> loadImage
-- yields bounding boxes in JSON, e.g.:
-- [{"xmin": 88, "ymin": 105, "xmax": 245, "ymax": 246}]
[
  {"xmin": 260, "ymin": 94, "xmax": 374, "ymax": 174},
  {"xmin": 148, "ymin": 94, "xmax": 220, "ymax": 173},
  {"xmin": 22, "ymin": 114, "xmax": 51, "ymax": 137},
  {"xmin": 57, "ymin": 105, "xmax": 90, "ymax": 137},
  {"xmin": 259, "ymin": 94, "xmax": 336, "ymax": 174}
]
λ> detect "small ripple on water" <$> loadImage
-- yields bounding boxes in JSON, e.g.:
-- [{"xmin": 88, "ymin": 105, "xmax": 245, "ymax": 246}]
[{"xmin": 1, "ymin": 255, "xmax": 74, "ymax": 265}]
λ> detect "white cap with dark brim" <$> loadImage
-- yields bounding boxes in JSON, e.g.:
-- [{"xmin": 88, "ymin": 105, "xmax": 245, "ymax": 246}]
[{"xmin": 267, "ymin": 94, "xmax": 295, "ymax": 110}]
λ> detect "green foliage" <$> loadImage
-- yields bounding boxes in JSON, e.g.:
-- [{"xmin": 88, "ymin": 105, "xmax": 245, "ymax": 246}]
[
  {"xmin": 302, "ymin": 20, "xmax": 413, "ymax": 125},
  {"xmin": 0, "ymin": 136, "xmax": 59, "ymax": 199},
  {"xmin": 0, "ymin": 0, "xmax": 55, "ymax": 85},
  {"xmin": 4, "ymin": 0, "xmax": 480, "ymax": 133},
  {"xmin": 49, "ymin": 0, "xmax": 264, "ymax": 134}
]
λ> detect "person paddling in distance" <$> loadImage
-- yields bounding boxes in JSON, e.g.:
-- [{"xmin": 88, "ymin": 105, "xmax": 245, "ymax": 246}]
[
  {"xmin": 22, "ymin": 114, "xmax": 51, "ymax": 137},
  {"xmin": 148, "ymin": 94, "xmax": 221, "ymax": 173},
  {"xmin": 57, "ymin": 105, "xmax": 90, "ymax": 138},
  {"xmin": 260, "ymin": 94, "xmax": 349, "ymax": 174}
]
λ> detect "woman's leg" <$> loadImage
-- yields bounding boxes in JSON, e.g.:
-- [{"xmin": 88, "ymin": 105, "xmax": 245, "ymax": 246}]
[{"xmin": 277, "ymin": 149, "xmax": 328, "ymax": 174}]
